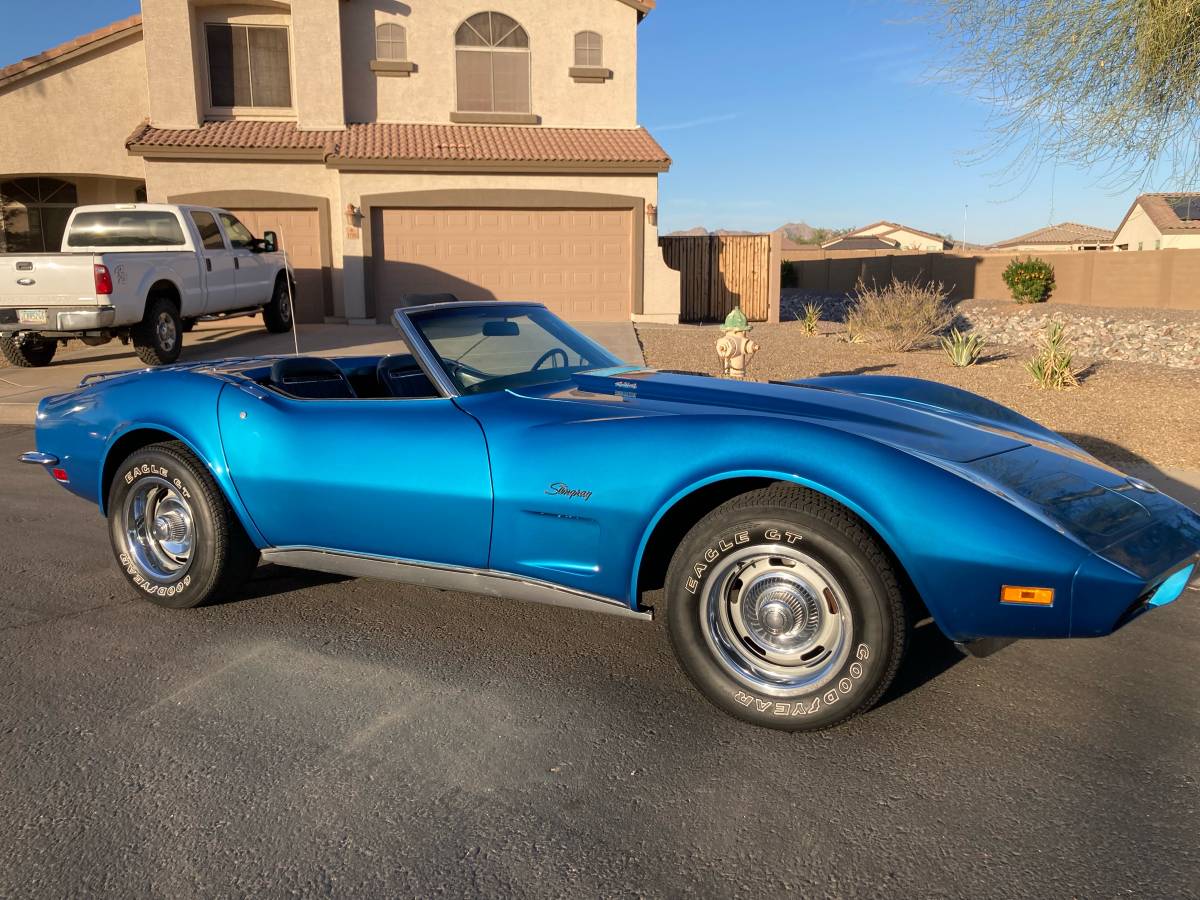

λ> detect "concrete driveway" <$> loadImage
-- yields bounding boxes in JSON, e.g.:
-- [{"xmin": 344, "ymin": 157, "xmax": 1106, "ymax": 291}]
[
  {"xmin": 1, "ymin": 423, "xmax": 1198, "ymax": 897},
  {"xmin": 0, "ymin": 316, "xmax": 646, "ymax": 424}
]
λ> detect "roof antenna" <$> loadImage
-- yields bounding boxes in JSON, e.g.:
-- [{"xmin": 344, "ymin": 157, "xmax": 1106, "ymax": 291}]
[{"xmin": 276, "ymin": 230, "xmax": 301, "ymax": 356}]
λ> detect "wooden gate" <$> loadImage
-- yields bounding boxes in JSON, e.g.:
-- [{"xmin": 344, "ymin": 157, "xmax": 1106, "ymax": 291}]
[{"xmin": 659, "ymin": 234, "xmax": 775, "ymax": 322}]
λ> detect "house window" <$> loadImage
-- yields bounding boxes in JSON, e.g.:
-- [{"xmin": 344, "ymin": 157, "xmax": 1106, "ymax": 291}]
[
  {"xmin": 0, "ymin": 177, "xmax": 77, "ymax": 252},
  {"xmin": 575, "ymin": 31, "xmax": 602, "ymax": 67},
  {"xmin": 376, "ymin": 23, "xmax": 407, "ymax": 61},
  {"xmin": 205, "ymin": 23, "xmax": 292, "ymax": 109},
  {"xmin": 455, "ymin": 12, "xmax": 531, "ymax": 114}
]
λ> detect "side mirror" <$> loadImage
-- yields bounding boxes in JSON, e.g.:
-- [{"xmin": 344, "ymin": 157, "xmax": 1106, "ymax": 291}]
[
  {"xmin": 482, "ymin": 320, "xmax": 520, "ymax": 337},
  {"xmin": 262, "ymin": 231, "xmax": 278, "ymax": 253}
]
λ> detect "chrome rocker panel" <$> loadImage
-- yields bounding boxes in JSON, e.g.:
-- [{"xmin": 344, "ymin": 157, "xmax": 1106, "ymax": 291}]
[{"xmin": 261, "ymin": 547, "xmax": 653, "ymax": 622}]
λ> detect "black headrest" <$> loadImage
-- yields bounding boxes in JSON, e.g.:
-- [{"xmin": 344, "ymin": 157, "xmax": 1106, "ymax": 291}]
[
  {"xmin": 269, "ymin": 356, "xmax": 355, "ymax": 400},
  {"xmin": 377, "ymin": 354, "xmax": 436, "ymax": 399}
]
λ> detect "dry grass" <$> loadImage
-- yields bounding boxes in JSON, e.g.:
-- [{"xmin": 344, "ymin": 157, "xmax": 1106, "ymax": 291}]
[
  {"xmin": 846, "ymin": 277, "xmax": 954, "ymax": 351},
  {"xmin": 636, "ymin": 322, "xmax": 1200, "ymax": 470}
]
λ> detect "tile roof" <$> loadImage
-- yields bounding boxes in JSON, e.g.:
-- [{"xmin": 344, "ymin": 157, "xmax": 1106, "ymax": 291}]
[
  {"xmin": 847, "ymin": 220, "xmax": 949, "ymax": 245},
  {"xmin": 992, "ymin": 222, "xmax": 1115, "ymax": 248},
  {"xmin": 127, "ymin": 120, "xmax": 672, "ymax": 170},
  {"xmin": 0, "ymin": 14, "xmax": 142, "ymax": 87},
  {"xmin": 822, "ymin": 235, "xmax": 902, "ymax": 251},
  {"xmin": 1120, "ymin": 192, "xmax": 1200, "ymax": 236}
]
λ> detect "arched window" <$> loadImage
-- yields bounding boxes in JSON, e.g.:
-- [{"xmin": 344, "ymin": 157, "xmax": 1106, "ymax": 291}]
[
  {"xmin": 575, "ymin": 31, "xmax": 602, "ymax": 67},
  {"xmin": 0, "ymin": 177, "xmax": 78, "ymax": 253},
  {"xmin": 455, "ymin": 12, "xmax": 530, "ymax": 114},
  {"xmin": 376, "ymin": 23, "xmax": 407, "ymax": 61}
]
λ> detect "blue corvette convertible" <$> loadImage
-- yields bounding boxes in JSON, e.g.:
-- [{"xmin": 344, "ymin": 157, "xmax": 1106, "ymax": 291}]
[{"xmin": 22, "ymin": 301, "xmax": 1200, "ymax": 730}]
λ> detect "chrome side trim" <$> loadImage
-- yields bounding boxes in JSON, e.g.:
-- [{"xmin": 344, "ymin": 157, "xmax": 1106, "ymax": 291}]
[
  {"xmin": 19, "ymin": 451, "xmax": 58, "ymax": 466},
  {"xmin": 261, "ymin": 547, "xmax": 652, "ymax": 622}
]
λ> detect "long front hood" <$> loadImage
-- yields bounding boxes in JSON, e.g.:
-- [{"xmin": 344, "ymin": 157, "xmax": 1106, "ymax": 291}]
[{"xmin": 570, "ymin": 370, "xmax": 1036, "ymax": 463}]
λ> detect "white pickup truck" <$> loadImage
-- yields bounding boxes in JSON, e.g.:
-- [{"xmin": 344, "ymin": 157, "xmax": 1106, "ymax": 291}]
[{"xmin": 0, "ymin": 204, "xmax": 294, "ymax": 367}]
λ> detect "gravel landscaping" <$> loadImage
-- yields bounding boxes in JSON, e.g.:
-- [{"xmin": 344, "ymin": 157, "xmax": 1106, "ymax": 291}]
[{"xmin": 636, "ymin": 320, "xmax": 1200, "ymax": 470}]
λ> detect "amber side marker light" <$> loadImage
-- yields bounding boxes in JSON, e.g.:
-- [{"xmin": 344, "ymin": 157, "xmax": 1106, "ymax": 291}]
[{"xmin": 1001, "ymin": 585, "xmax": 1055, "ymax": 606}]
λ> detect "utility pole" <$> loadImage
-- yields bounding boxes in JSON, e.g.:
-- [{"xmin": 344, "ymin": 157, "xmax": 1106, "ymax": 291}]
[{"xmin": 962, "ymin": 203, "xmax": 969, "ymax": 248}]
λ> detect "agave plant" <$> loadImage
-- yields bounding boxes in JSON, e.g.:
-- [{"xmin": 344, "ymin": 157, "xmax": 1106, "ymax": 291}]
[
  {"xmin": 1026, "ymin": 321, "xmax": 1080, "ymax": 389},
  {"xmin": 799, "ymin": 301, "xmax": 822, "ymax": 336},
  {"xmin": 940, "ymin": 327, "xmax": 986, "ymax": 367}
]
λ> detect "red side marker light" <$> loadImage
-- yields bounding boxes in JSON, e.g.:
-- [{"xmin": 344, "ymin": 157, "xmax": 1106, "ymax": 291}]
[{"xmin": 51, "ymin": 468, "xmax": 69, "ymax": 483}]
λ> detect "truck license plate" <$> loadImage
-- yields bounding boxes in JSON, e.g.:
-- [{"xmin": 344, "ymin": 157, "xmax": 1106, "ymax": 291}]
[{"xmin": 17, "ymin": 309, "xmax": 47, "ymax": 325}]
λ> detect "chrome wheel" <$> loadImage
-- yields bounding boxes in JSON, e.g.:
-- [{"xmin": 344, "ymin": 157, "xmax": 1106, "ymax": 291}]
[
  {"xmin": 278, "ymin": 287, "xmax": 292, "ymax": 325},
  {"xmin": 121, "ymin": 476, "xmax": 194, "ymax": 581},
  {"xmin": 700, "ymin": 544, "xmax": 853, "ymax": 697},
  {"xmin": 156, "ymin": 311, "xmax": 178, "ymax": 353}
]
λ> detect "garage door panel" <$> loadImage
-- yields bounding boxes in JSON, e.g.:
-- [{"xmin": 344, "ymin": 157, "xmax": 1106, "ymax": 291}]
[{"xmin": 374, "ymin": 207, "xmax": 633, "ymax": 322}]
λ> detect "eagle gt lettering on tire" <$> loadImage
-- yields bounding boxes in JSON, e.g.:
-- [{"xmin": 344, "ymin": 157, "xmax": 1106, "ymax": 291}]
[{"xmin": 664, "ymin": 483, "xmax": 909, "ymax": 731}]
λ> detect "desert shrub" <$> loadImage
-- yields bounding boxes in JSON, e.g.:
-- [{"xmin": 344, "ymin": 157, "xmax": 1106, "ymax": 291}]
[
  {"xmin": 781, "ymin": 261, "xmax": 798, "ymax": 289},
  {"xmin": 940, "ymin": 327, "xmax": 986, "ymax": 366},
  {"xmin": 845, "ymin": 276, "xmax": 954, "ymax": 351},
  {"xmin": 799, "ymin": 301, "xmax": 822, "ymax": 335},
  {"xmin": 1026, "ymin": 321, "xmax": 1080, "ymax": 389},
  {"xmin": 1002, "ymin": 257, "xmax": 1055, "ymax": 303}
]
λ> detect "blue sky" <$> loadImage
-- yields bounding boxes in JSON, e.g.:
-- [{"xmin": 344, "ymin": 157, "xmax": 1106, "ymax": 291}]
[{"xmin": 1, "ymin": 0, "xmax": 1175, "ymax": 243}]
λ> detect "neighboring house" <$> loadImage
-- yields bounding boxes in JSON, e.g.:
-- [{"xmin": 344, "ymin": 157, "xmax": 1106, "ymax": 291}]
[
  {"xmin": 819, "ymin": 234, "xmax": 900, "ymax": 252},
  {"xmin": 0, "ymin": 1, "xmax": 680, "ymax": 324},
  {"xmin": 1112, "ymin": 193, "xmax": 1200, "ymax": 251},
  {"xmin": 822, "ymin": 221, "xmax": 951, "ymax": 252},
  {"xmin": 991, "ymin": 222, "xmax": 1114, "ymax": 252}
]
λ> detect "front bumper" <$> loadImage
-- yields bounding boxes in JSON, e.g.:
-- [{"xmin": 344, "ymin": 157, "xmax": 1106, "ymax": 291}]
[{"xmin": 0, "ymin": 306, "xmax": 117, "ymax": 332}]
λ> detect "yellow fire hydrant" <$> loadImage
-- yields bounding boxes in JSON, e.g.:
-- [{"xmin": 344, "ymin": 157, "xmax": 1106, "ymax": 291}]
[{"xmin": 715, "ymin": 306, "xmax": 759, "ymax": 379}]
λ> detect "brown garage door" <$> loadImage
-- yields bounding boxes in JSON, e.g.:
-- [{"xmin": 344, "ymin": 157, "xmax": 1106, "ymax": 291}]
[
  {"xmin": 373, "ymin": 208, "xmax": 633, "ymax": 322},
  {"xmin": 227, "ymin": 208, "xmax": 326, "ymax": 323}
]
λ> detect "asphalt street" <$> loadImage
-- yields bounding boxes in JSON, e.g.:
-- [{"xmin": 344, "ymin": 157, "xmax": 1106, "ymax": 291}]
[{"xmin": 1, "ymin": 424, "xmax": 1197, "ymax": 898}]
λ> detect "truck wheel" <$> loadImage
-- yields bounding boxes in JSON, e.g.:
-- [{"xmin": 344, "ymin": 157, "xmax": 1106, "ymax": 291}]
[
  {"xmin": 664, "ymin": 483, "xmax": 909, "ymax": 731},
  {"xmin": 262, "ymin": 275, "xmax": 293, "ymax": 333},
  {"xmin": 0, "ymin": 333, "xmax": 57, "ymax": 368},
  {"xmin": 132, "ymin": 297, "xmax": 183, "ymax": 366},
  {"xmin": 107, "ymin": 441, "xmax": 259, "ymax": 609}
]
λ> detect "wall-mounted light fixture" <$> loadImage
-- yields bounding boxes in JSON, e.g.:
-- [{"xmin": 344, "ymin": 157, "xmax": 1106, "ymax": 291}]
[
  {"xmin": 345, "ymin": 203, "xmax": 362, "ymax": 227},
  {"xmin": 646, "ymin": 203, "xmax": 658, "ymax": 227}
]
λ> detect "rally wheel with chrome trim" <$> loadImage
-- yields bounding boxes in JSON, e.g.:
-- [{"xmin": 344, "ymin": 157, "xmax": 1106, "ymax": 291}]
[
  {"xmin": 107, "ymin": 441, "xmax": 258, "ymax": 609},
  {"xmin": 665, "ymin": 483, "xmax": 909, "ymax": 731}
]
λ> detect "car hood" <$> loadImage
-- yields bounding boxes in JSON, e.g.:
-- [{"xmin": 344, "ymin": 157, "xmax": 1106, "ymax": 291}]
[{"xmin": 566, "ymin": 369, "xmax": 1081, "ymax": 464}]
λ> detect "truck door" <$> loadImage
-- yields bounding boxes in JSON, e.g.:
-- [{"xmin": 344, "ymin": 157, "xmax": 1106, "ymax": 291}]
[
  {"xmin": 188, "ymin": 210, "xmax": 237, "ymax": 315},
  {"xmin": 218, "ymin": 212, "xmax": 276, "ymax": 307}
]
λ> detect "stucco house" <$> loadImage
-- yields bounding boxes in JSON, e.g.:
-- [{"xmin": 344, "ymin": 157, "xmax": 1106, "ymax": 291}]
[
  {"xmin": 991, "ymin": 222, "xmax": 1114, "ymax": 252},
  {"xmin": 0, "ymin": 1, "xmax": 681, "ymax": 324},
  {"xmin": 822, "ymin": 221, "xmax": 950, "ymax": 252},
  {"xmin": 1112, "ymin": 193, "xmax": 1200, "ymax": 252}
]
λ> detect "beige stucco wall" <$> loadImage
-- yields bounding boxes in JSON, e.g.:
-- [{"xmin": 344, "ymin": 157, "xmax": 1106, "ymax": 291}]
[
  {"xmin": 1114, "ymin": 203, "xmax": 1200, "ymax": 250},
  {"xmin": 0, "ymin": 32, "xmax": 148, "ymax": 179},
  {"xmin": 291, "ymin": 0, "xmax": 345, "ymax": 129},
  {"xmin": 340, "ymin": 0, "xmax": 639, "ymax": 127}
]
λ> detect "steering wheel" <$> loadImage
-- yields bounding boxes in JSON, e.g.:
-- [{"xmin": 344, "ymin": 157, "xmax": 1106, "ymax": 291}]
[{"xmin": 532, "ymin": 347, "xmax": 569, "ymax": 372}]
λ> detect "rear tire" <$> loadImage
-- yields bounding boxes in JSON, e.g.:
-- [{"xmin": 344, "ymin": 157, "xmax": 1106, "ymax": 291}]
[
  {"xmin": 262, "ymin": 275, "xmax": 293, "ymax": 333},
  {"xmin": 1, "ymin": 333, "xmax": 57, "ymax": 368},
  {"xmin": 107, "ymin": 441, "xmax": 259, "ymax": 609},
  {"xmin": 664, "ymin": 483, "xmax": 909, "ymax": 731},
  {"xmin": 132, "ymin": 297, "xmax": 183, "ymax": 366}
]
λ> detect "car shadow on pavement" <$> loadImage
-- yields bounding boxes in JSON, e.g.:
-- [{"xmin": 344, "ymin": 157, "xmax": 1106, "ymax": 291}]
[
  {"xmin": 877, "ymin": 619, "xmax": 964, "ymax": 708},
  {"xmin": 1060, "ymin": 433, "xmax": 1200, "ymax": 511},
  {"xmin": 210, "ymin": 563, "xmax": 350, "ymax": 606}
]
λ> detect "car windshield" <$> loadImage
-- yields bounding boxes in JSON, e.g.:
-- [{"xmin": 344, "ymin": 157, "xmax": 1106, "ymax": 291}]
[{"xmin": 401, "ymin": 304, "xmax": 623, "ymax": 395}]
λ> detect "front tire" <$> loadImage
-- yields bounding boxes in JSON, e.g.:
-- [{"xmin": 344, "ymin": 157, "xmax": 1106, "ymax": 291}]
[
  {"xmin": 132, "ymin": 297, "xmax": 183, "ymax": 366},
  {"xmin": 665, "ymin": 484, "xmax": 908, "ymax": 731},
  {"xmin": 262, "ymin": 275, "xmax": 293, "ymax": 333},
  {"xmin": 1, "ymin": 333, "xmax": 57, "ymax": 367},
  {"xmin": 107, "ymin": 442, "xmax": 259, "ymax": 609}
]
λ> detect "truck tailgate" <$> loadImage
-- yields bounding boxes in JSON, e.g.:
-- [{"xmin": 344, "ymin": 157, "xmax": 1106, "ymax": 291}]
[{"xmin": 0, "ymin": 254, "xmax": 100, "ymax": 308}]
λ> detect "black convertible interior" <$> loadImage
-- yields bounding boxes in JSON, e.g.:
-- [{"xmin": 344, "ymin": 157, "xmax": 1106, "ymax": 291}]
[{"xmin": 256, "ymin": 355, "xmax": 439, "ymax": 401}]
